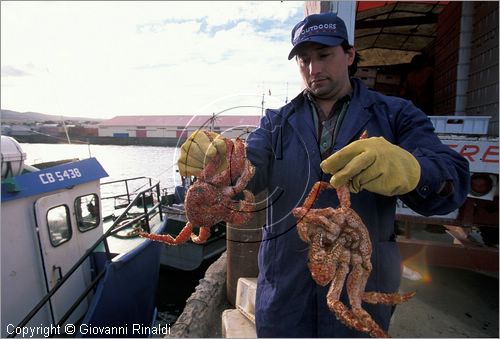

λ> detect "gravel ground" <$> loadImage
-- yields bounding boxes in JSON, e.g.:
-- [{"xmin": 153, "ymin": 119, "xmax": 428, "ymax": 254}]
[
  {"xmin": 390, "ymin": 266, "xmax": 498, "ymax": 337},
  {"xmin": 163, "ymin": 226, "xmax": 499, "ymax": 338}
]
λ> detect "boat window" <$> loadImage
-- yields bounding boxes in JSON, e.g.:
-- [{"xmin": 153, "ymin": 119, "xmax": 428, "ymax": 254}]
[
  {"xmin": 47, "ymin": 205, "xmax": 72, "ymax": 247},
  {"xmin": 75, "ymin": 194, "xmax": 100, "ymax": 232}
]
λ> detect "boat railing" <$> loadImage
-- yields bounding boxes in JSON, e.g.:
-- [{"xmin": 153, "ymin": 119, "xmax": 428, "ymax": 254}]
[
  {"xmin": 8, "ymin": 177, "xmax": 163, "ymax": 338},
  {"xmin": 101, "ymin": 176, "xmax": 156, "ymax": 210},
  {"xmin": 101, "ymin": 176, "xmax": 163, "ymax": 234}
]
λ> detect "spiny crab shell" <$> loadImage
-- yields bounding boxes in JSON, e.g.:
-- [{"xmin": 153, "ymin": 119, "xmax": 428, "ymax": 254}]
[{"xmin": 140, "ymin": 132, "xmax": 255, "ymax": 245}]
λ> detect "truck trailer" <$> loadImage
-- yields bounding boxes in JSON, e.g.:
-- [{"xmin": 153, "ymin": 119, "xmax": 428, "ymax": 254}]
[{"xmin": 305, "ymin": 0, "xmax": 499, "ymax": 273}]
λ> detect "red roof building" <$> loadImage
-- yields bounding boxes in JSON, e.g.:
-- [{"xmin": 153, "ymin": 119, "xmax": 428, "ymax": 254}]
[{"xmin": 98, "ymin": 115, "xmax": 262, "ymax": 139}]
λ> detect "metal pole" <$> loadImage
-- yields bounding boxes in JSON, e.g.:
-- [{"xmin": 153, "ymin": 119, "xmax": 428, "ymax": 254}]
[{"xmin": 261, "ymin": 92, "xmax": 265, "ymax": 118}]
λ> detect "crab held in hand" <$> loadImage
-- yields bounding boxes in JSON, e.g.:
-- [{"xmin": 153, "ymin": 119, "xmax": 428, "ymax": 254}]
[
  {"xmin": 293, "ymin": 181, "xmax": 415, "ymax": 338},
  {"xmin": 140, "ymin": 132, "xmax": 255, "ymax": 245}
]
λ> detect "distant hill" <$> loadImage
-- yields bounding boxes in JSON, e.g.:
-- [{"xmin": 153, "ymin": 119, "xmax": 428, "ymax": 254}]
[{"xmin": 1, "ymin": 109, "xmax": 104, "ymax": 124}]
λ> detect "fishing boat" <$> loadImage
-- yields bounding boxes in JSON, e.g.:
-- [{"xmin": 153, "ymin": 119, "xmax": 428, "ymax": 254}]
[{"xmin": 1, "ymin": 135, "xmax": 168, "ymax": 338}]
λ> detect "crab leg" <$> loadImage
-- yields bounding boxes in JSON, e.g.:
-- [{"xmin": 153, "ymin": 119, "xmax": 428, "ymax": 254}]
[
  {"xmin": 303, "ymin": 181, "xmax": 331, "ymax": 209},
  {"xmin": 190, "ymin": 226, "xmax": 211, "ymax": 244},
  {"xmin": 336, "ymin": 185, "xmax": 351, "ymax": 208},
  {"xmin": 326, "ymin": 247, "xmax": 351, "ymax": 307},
  {"xmin": 346, "ymin": 262, "xmax": 390, "ymax": 338},
  {"xmin": 326, "ymin": 247, "xmax": 371, "ymax": 333},
  {"xmin": 226, "ymin": 190, "xmax": 255, "ymax": 225},
  {"xmin": 347, "ymin": 261, "xmax": 369, "ymax": 311},
  {"xmin": 362, "ymin": 291, "xmax": 416, "ymax": 305},
  {"xmin": 227, "ymin": 137, "xmax": 247, "ymax": 183},
  {"xmin": 222, "ymin": 160, "xmax": 255, "ymax": 197},
  {"xmin": 328, "ymin": 248, "xmax": 377, "ymax": 338},
  {"xmin": 139, "ymin": 222, "xmax": 194, "ymax": 245}
]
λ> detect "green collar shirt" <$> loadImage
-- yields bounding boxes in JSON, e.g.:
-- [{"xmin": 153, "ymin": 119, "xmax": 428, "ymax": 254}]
[{"xmin": 305, "ymin": 91, "xmax": 351, "ymax": 160}]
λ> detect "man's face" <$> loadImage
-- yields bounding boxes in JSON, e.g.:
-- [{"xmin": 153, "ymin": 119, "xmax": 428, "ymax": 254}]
[{"xmin": 296, "ymin": 43, "xmax": 355, "ymax": 100}]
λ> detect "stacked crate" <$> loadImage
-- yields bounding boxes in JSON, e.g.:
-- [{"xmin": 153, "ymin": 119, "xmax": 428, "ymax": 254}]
[
  {"xmin": 465, "ymin": 2, "xmax": 499, "ymax": 136},
  {"xmin": 355, "ymin": 67, "xmax": 377, "ymax": 89},
  {"xmin": 355, "ymin": 67, "xmax": 402, "ymax": 96},
  {"xmin": 374, "ymin": 72, "xmax": 402, "ymax": 96}
]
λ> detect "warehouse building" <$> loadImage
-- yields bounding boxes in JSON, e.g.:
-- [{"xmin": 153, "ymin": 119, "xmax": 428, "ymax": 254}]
[{"xmin": 97, "ymin": 115, "xmax": 262, "ymax": 140}]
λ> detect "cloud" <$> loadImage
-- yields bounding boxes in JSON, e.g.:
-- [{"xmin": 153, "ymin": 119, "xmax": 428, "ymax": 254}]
[
  {"xmin": 1, "ymin": 1, "xmax": 305, "ymax": 118},
  {"xmin": 1, "ymin": 66, "xmax": 31, "ymax": 77}
]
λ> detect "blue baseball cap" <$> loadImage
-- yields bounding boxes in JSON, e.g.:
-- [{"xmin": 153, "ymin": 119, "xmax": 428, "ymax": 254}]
[{"xmin": 288, "ymin": 12, "xmax": 349, "ymax": 60}]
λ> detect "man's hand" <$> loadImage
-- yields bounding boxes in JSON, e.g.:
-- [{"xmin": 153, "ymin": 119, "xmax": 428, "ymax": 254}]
[
  {"xmin": 320, "ymin": 137, "xmax": 421, "ymax": 196},
  {"xmin": 177, "ymin": 130, "xmax": 227, "ymax": 177}
]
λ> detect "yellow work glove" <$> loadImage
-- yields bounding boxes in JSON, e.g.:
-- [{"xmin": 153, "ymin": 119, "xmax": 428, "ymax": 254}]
[
  {"xmin": 177, "ymin": 130, "xmax": 227, "ymax": 177},
  {"xmin": 320, "ymin": 137, "xmax": 421, "ymax": 196}
]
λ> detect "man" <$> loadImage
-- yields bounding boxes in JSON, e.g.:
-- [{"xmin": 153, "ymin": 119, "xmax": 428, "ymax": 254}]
[{"xmin": 178, "ymin": 12, "xmax": 470, "ymax": 337}]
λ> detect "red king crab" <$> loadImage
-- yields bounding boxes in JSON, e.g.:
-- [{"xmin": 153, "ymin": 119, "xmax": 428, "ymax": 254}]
[
  {"xmin": 140, "ymin": 132, "xmax": 255, "ymax": 244},
  {"xmin": 292, "ymin": 132, "xmax": 415, "ymax": 338},
  {"xmin": 292, "ymin": 182, "xmax": 415, "ymax": 337}
]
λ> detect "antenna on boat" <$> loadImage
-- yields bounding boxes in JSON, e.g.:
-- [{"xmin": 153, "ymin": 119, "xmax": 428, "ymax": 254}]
[
  {"xmin": 61, "ymin": 116, "xmax": 71, "ymax": 144},
  {"xmin": 87, "ymin": 140, "xmax": 92, "ymax": 158}
]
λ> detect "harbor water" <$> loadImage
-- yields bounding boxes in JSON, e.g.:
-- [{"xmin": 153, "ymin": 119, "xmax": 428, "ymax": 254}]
[{"xmin": 20, "ymin": 142, "xmax": 181, "ymax": 192}]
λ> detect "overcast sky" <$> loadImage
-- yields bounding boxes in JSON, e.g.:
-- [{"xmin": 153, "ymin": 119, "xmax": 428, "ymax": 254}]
[{"xmin": 1, "ymin": 1, "xmax": 306, "ymax": 119}]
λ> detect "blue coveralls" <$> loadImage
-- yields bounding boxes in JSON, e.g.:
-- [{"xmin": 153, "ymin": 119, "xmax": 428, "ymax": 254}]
[{"xmin": 245, "ymin": 78, "xmax": 470, "ymax": 337}]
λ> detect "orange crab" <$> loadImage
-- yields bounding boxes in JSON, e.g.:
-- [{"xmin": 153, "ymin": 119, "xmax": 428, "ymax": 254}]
[
  {"xmin": 292, "ymin": 131, "xmax": 415, "ymax": 337},
  {"xmin": 293, "ymin": 182, "xmax": 415, "ymax": 337},
  {"xmin": 140, "ymin": 132, "xmax": 255, "ymax": 244}
]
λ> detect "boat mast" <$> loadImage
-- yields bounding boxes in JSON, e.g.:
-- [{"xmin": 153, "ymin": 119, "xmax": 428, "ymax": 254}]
[
  {"xmin": 261, "ymin": 91, "xmax": 265, "ymax": 118},
  {"xmin": 61, "ymin": 116, "xmax": 71, "ymax": 144},
  {"xmin": 211, "ymin": 112, "xmax": 215, "ymax": 131}
]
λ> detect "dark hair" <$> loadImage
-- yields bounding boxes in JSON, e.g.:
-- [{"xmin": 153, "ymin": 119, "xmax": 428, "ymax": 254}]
[{"xmin": 341, "ymin": 41, "xmax": 361, "ymax": 76}]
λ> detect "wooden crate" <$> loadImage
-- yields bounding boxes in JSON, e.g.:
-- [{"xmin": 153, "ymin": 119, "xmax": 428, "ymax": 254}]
[
  {"xmin": 374, "ymin": 83, "xmax": 401, "ymax": 96},
  {"xmin": 355, "ymin": 67, "xmax": 378, "ymax": 78},
  {"xmin": 376, "ymin": 73, "xmax": 401, "ymax": 85}
]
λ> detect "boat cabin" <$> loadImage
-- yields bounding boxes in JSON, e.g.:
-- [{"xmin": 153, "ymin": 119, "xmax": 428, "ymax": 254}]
[
  {"xmin": 1, "ymin": 136, "xmax": 108, "ymax": 336},
  {"xmin": 1, "ymin": 136, "xmax": 164, "ymax": 337}
]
